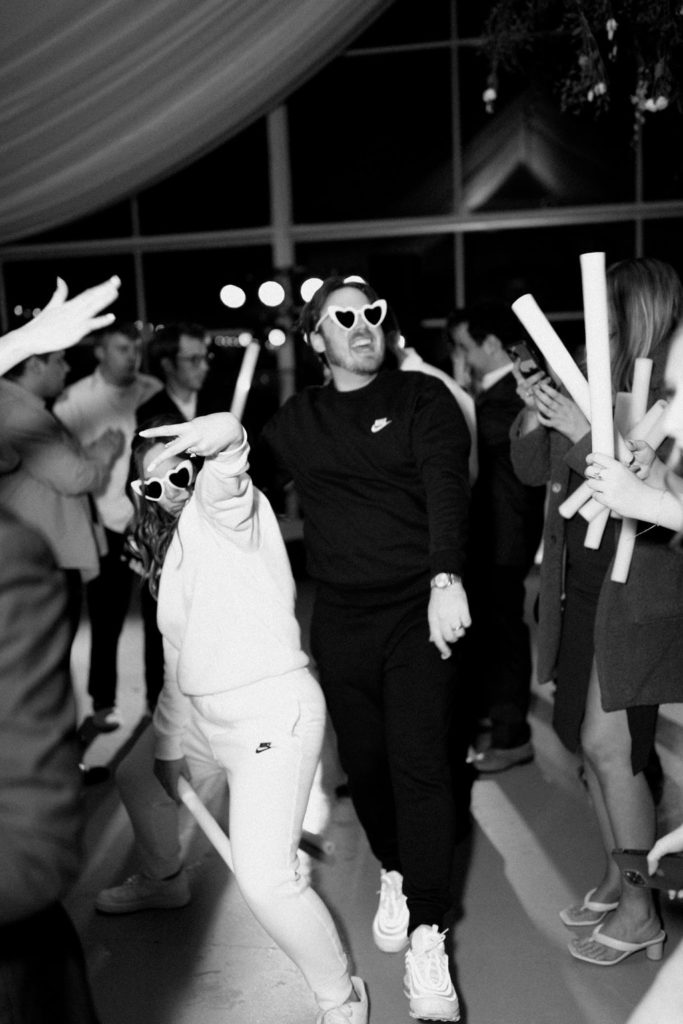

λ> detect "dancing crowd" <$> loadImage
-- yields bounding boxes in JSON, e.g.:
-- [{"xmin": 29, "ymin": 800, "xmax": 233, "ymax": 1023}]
[{"xmin": 1, "ymin": 263, "xmax": 683, "ymax": 1024}]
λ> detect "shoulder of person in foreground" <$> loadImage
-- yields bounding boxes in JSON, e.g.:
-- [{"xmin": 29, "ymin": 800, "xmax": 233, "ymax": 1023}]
[{"xmin": 0, "ymin": 511, "xmax": 83, "ymax": 925}]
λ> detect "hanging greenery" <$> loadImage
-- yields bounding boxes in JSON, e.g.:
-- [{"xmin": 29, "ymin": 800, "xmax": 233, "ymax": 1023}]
[{"xmin": 480, "ymin": 1, "xmax": 683, "ymax": 130}]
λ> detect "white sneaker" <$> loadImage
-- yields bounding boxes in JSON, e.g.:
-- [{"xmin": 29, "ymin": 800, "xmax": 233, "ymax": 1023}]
[
  {"xmin": 95, "ymin": 870, "xmax": 191, "ymax": 914},
  {"xmin": 372, "ymin": 869, "xmax": 409, "ymax": 952},
  {"xmin": 316, "ymin": 977, "xmax": 368, "ymax": 1024},
  {"xmin": 404, "ymin": 925, "xmax": 460, "ymax": 1022}
]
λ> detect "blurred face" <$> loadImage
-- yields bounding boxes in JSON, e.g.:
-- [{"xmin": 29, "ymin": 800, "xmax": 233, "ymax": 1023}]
[
  {"xmin": 310, "ymin": 287, "xmax": 386, "ymax": 389},
  {"xmin": 139, "ymin": 443, "xmax": 193, "ymax": 515},
  {"xmin": 662, "ymin": 329, "xmax": 683, "ymax": 451},
  {"xmin": 165, "ymin": 334, "xmax": 209, "ymax": 394},
  {"xmin": 451, "ymin": 322, "xmax": 489, "ymax": 378},
  {"xmin": 38, "ymin": 350, "xmax": 69, "ymax": 399},
  {"xmin": 96, "ymin": 332, "xmax": 141, "ymax": 386}
]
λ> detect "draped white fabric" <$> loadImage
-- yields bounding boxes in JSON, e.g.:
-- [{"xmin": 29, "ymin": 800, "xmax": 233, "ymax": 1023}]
[{"xmin": 0, "ymin": 0, "xmax": 391, "ymax": 244}]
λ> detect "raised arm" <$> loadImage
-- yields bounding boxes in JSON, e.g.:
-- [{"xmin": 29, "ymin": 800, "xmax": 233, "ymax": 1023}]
[{"xmin": 0, "ymin": 276, "xmax": 120, "ymax": 374}]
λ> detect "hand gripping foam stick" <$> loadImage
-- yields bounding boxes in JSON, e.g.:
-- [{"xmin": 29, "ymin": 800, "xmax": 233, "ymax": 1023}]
[{"xmin": 611, "ymin": 358, "xmax": 653, "ymax": 582}]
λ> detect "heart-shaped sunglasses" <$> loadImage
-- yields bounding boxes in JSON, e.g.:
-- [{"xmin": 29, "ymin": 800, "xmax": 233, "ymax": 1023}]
[
  {"xmin": 314, "ymin": 298, "xmax": 387, "ymax": 334},
  {"xmin": 131, "ymin": 459, "xmax": 196, "ymax": 502}
]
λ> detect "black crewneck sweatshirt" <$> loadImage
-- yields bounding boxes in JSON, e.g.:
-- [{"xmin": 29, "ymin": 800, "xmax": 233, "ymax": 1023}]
[{"xmin": 260, "ymin": 370, "xmax": 470, "ymax": 591}]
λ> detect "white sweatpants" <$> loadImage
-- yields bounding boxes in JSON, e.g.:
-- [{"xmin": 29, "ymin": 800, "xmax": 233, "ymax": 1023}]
[{"xmin": 115, "ymin": 669, "xmax": 351, "ymax": 1012}]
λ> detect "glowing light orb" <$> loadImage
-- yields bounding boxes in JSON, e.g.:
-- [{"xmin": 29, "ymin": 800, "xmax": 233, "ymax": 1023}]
[
  {"xmin": 258, "ymin": 281, "xmax": 285, "ymax": 307},
  {"xmin": 300, "ymin": 277, "xmax": 323, "ymax": 303},
  {"xmin": 268, "ymin": 328, "xmax": 287, "ymax": 347},
  {"xmin": 238, "ymin": 331, "xmax": 253, "ymax": 347},
  {"xmin": 220, "ymin": 284, "xmax": 246, "ymax": 308}
]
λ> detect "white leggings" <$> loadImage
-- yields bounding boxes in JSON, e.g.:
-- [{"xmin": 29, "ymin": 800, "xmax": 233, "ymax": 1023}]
[{"xmin": 115, "ymin": 670, "xmax": 351, "ymax": 1012}]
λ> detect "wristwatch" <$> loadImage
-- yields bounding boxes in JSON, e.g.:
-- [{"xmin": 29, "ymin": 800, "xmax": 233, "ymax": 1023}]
[{"xmin": 430, "ymin": 572, "xmax": 461, "ymax": 589}]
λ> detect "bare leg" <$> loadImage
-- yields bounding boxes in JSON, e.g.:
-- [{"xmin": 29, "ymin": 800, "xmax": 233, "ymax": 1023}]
[{"xmin": 571, "ymin": 662, "xmax": 660, "ymax": 962}]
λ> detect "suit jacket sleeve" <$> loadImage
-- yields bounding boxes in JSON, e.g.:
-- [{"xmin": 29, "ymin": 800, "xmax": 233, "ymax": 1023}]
[
  {"xmin": 11, "ymin": 402, "xmax": 106, "ymax": 495},
  {"xmin": 0, "ymin": 514, "xmax": 83, "ymax": 925}
]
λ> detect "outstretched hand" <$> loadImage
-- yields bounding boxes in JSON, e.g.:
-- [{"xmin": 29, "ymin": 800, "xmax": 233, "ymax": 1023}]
[
  {"xmin": 0, "ymin": 275, "xmax": 121, "ymax": 376},
  {"xmin": 140, "ymin": 412, "xmax": 244, "ymax": 474},
  {"xmin": 24, "ymin": 276, "xmax": 120, "ymax": 354}
]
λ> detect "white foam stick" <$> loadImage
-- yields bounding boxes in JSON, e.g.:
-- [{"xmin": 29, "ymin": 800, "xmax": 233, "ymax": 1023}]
[
  {"xmin": 559, "ymin": 481, "xmax": 593, "ymax": 519},
  {"xmin": 580, "ymin": 253, "xmax": 613, "ymax": 550},
  {"xmin": 511, "ymin": 295, "xmax": 591, "ymax": 419},
  {"xmin": 229, "ymin": 341, "xmax": 260, "ymax": 422},
  {"xmin": 178, "ymin": 776, "xmax": 235, "ymax": 872},
  {"xmin": 611, "ymin": 358, "xmax": 654, "ymax": 583}
]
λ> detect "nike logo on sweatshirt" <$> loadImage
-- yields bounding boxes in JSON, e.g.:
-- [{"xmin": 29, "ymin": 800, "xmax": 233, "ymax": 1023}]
[{"xmin": 370, "ymin": 418, "xmax": 392, "ymax": 433}]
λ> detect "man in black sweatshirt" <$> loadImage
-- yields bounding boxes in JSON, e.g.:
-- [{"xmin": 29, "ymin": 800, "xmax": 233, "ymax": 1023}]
[{"xmin": 259, "ymin": 275, "xmax": 471, "ymax": 1023}]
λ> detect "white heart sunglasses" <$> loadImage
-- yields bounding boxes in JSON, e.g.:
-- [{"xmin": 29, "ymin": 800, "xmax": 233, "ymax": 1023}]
[
  {"xmin": 131, "ymin": 459, "xmax": 196, "ymax": 503},
  {"xmin": 314, "ymin": 298, "xmax": 387, "ymax": 334}
]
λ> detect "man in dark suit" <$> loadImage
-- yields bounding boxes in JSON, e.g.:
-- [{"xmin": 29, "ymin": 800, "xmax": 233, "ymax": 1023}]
[
  {"xmin": 136, "ymin": 323, "xmax": 224, "ymax": 709},
  {"xmin": 449, "ymin": 303, "xmax": 546, "ymax": 772},
  {"xmin": 137, "ymin": 322, "xmax": 213, "ymax": 429}
]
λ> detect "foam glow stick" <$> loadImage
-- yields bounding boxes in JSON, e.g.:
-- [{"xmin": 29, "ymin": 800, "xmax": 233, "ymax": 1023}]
[
  {"xmin": 178, "ymin": 776, "xmax": 235, "ymax": 871},
  {"xmin": 230, "ymin": 341, "xmax": 260, "ymax": 422},
  {"xmin": 511, "ymin": 295, "xmax": 591, "ymax": 419},
  {"xmin": 177, "ymin": 777, "xmax": 335, "ymax": 870},
  {"xmin": 611, "ymin": 358, "xmax": 653, "ymax": 582},
  {"xmin": 559, "ymin": 481, "xmax": 593, "ymax": 519},
  {"xmin": 580, "ymin": 253, "xmax": 613, "ymax": 550}
]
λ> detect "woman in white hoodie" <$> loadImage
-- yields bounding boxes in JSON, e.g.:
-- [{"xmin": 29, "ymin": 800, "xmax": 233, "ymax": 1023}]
[{"xmin": 128, "ymin": 411, "xmax": 367, "ymax": 1024}]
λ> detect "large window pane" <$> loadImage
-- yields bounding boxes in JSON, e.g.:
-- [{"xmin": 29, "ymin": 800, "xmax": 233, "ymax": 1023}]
[
  {"xmin": 643, "ymin": 219, "xmax": 683, "ymax": 278},
  {"xmin": 137, "ymin": 120, "xmax": 269, "ymax": 234},
  {"xmin": 142, "ymin": 247, "xmax": 274, "ymax": 328},
  {"xmin": 463, "ymin": 222, "xmax": 636, "ymax": 350},
  {"xmin": 290, "ymin": 52, "xmax": 452, "ymax": 221},
  {"xmin": 351, "ymin": 0, "xmax": 451, "ymax": 49},
  {"xmin": 5, "ymin": 255, "xmax": 137, "ymax": 327}
]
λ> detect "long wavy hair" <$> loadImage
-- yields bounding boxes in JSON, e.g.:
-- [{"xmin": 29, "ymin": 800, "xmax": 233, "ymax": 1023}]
[
  {"xmin": 127, "ymin": 421, "xmax": 198, "ymax": 599},
  {"xmin": 608, "ymin": 258, "xmax": 683, "ymax": 392}
]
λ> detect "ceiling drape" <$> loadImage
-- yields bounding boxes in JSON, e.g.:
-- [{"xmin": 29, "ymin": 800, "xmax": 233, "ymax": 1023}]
[{"xmin": 0, "ymin": 0, "xmax": 392, "ymax": 244}]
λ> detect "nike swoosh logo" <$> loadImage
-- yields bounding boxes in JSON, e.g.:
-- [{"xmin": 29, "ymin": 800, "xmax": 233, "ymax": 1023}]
[
  {"xmin": 255, "ymin": 742, "xmax": 272, "ymax": 754},
  {"xmin": 371, "ymin": 418, "xmax": 392, "ymax": 434}
]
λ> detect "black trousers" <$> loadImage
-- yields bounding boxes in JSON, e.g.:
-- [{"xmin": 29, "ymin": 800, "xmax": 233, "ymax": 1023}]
[
  {"xmin": 86, "ymin": 529, "xmax": 133, "ymax": 710},
  {"xmin": 0, "ymin": 904, "xmax": 100, "ymax": 1024},
  {"xmin": 310, "ymin": 583, "xmax": 458, "ymax": 932},
  {"xmin": 463, "ymin": 563, "xmax": 533, "ymax": 749}
]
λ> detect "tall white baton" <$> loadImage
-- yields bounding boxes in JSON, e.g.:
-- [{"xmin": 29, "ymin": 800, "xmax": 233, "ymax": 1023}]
[
  {"xmin": 580, "ymin": 253, "xmax": 613, "ymax": 549},
  {"xmin": 510, "ymin": 295, "xmax": 591, "ymax": 418},
  {"xmin": 611, "ymin": 359, "xmax": 655, "ymax": 583},
  {"xmin": 177, "ymin": 776, "xmax": 235, "ymax": 872},
  {"xmin": 230, "ymin": 341, "xmax": 260, "ymax": 422}
]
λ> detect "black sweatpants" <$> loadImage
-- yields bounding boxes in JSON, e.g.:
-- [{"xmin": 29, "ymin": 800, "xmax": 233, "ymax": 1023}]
[
  {"xmin": 310, "ymin": 582, "xmax": 457, "ymax": 932},
  {"xmin": 463, "ymin": 563, "xmax": 533, "ymax": 749},
  {"xmin": 86, "ymin": 529, "xmax": 133, "ymax": 711}
]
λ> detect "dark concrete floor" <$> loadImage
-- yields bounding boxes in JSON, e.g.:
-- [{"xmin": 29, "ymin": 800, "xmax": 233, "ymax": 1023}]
[{"xmin": 66, "ymin": 572, "xmax": 683, "ymax": 1024}]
